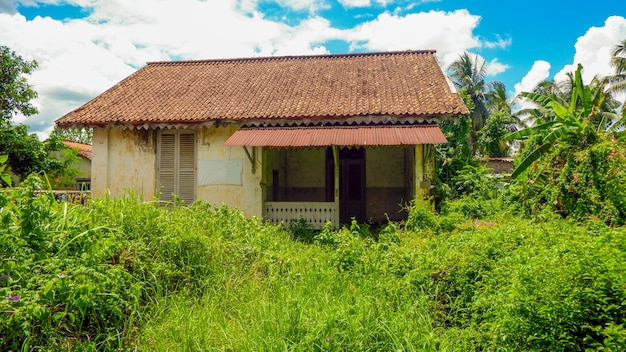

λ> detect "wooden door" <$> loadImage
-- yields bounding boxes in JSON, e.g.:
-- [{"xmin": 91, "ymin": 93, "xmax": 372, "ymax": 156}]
[{"xmin": 339, "ymin": 148, "xmax": 365, "ymax": 223}]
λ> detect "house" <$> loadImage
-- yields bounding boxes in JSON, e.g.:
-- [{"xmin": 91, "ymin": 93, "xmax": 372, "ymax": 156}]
[
  {"xmin": 55, "ymin": 50, "xmax": 468, "ymax": 228},
  {"xmin": 48, "ymin": 139, "xmax": 92, "ymax": 190},
  {"xmin": 63, "ymin": 140, "xmax": 92, "ymax": 190}
]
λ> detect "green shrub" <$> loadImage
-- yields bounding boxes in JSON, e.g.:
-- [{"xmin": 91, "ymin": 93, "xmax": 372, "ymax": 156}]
[
  {"xmin": 507, "ymin": 136, "xmax": 626, "ymax": 225},
  {"xmin": 404, "ymin": 199, "xmax": 439, "ymax": 233},
  {"xmin": 287, "ymin": 217, "xmax": 316, "ymax": 243},
  {"xmin": 0, "ymin": 179, "xmax": 232, "ymax": 350}
]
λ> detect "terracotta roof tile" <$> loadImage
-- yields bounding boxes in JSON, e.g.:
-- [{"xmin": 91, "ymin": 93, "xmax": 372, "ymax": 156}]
[
  {"xmin": 63, "ymin": 140, "xmax": 93, "ymax": 160},
  {"xmin": 56, "ymin": 50, "xmax": 468, "ymax": 127}
]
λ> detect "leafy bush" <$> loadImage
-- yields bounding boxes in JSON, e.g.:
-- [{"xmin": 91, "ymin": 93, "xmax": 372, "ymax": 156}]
[
  {"xmin": 507, "ymin": 136, "xmax": 626, "ymax": 225},
  {"xmin": 0, "ymin": 177, "xmax": 271, "ymax": 350},
  {"xmin": 412, "ymin": 218, "xmax": 626, "ymax": 350},
  {"xmin": 3, "ymin": 176, "xmax": 626, "ymax": 351},
  {"xmin": 287, "ymin": 217, "xmax": 316, "ymax": 243}
]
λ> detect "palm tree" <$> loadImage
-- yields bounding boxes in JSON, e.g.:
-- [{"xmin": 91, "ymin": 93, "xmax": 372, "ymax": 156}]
[
  {"xmin": 486, "ymin": 85, "xmax": 511, "ymax": 114},
  {"xmin": 609, "ymin": 38, "xmax": 626, "ymax": 120},
  {"xmin": 610, "ymin": 38, "xmax": 626, "ymax": 77},
  {"xmin": 448, "ymin": 52, "xmax": 505, "ymax": 132},
  {"xmin": 475, "ymin": 85, "xmax": 519, "ymax": 157},
  {"xmin": 506, "ymin": 64, "xmax": 623, "ymax": 178}
]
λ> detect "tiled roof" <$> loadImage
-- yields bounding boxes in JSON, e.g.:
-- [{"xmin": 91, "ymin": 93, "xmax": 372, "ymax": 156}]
[
  {"xmin": 63, "ymin": 140, "xmax": 93, "ymax": 160},
  {"xmin": 56, "ymin": 50, "xmax": 468, "ymax": 128}
]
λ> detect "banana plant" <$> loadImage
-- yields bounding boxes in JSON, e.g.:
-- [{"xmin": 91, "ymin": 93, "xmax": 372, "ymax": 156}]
[{"xmin": 506, "ymin": 64, "xmax": 623, "ymax": 179}]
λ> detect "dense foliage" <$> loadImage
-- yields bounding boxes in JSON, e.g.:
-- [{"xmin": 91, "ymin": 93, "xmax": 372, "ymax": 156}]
[
  {"xmin": 0, "ymin": 46, "xmax": 38, "ymax": 123},
  {"xmin": 506, "ymin": 64, "xmax": 626, "ymax": 225},
  {"xmin": 2, "ymin": 179, "xmax": 625, "ymax": 351},
  {"xmin": 0, "ymin": 46, "xmax": 81, "ymax": 186},
  {"xmin": 0, "ymin": 124, "xmax": 74, "ymax": 186},
  {"xmin": 50, "ymin": 126, "xmax": 93, "ymax": 145}
]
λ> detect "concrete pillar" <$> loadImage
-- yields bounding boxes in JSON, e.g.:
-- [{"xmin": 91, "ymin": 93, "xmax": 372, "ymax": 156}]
[{"xmin": 91, "ymin": 127, "xmax": 109, "ymax": 198}]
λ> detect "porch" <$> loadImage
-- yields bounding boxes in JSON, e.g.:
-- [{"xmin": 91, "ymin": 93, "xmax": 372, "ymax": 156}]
[
  {"xmin": 224, "ymin": 125, "xmax": 442, "ymax": 229},
  {"xmin": 261, "ymin": 145, "xmax": 432, "ymax": 229}
]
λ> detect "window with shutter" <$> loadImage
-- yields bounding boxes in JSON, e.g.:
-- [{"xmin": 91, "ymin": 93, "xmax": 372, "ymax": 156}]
[{"xmin": 157, "ymin": 130, "xmax": 196, "ymax": 204}]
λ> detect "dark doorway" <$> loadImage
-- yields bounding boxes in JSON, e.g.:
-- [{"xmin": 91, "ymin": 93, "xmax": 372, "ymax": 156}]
[{"xmin": 326, "ymin": 148, "xmax": 366, "ymax": 223}]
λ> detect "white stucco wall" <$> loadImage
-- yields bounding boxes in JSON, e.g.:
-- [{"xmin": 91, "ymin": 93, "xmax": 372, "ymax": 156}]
[
  {"xmin": 196, "ymin": 126, "xmax": 263, "ymax": 218},
  {"xmin": 92, "ymin": 126, "xmax": 263, "ymax": 218},
  {"xmin": 91, "ymin": 127, "xmax": 156, "ymax": 199}
]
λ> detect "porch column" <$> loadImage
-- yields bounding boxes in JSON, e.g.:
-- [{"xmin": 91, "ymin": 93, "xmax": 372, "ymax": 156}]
[
  {"xmin": 332, "ymin": 145, "xmax": 340, "ymax": 226},
  {"xmin": 414, "ymin": 144, "xmax": 435, "ymax": 204},
  {"xmin": 414, "ymin": 144, "xmax": 426, "ymax": 201}
]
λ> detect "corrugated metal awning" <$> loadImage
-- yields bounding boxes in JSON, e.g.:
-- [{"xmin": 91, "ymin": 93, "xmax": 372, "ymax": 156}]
[{"xmin": 223, "ymin": 125, "xmax": 447, "ymax": 147}]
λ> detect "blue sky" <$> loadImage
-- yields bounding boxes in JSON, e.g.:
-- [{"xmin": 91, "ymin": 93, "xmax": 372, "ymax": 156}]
[{"xmin": 1, "ymin": 0, "xmax": 625, "ymax": 138}]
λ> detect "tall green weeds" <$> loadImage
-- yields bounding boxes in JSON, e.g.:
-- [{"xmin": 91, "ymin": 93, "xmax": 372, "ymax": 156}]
[{"xmin": 2, "ymin": 178, "xmax": 625, "ymax": 351}]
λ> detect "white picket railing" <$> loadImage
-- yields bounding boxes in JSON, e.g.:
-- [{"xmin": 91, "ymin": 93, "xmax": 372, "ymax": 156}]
[{"xmin": 263, "ymin": 202, "xmax": 338, "ymax": 229}]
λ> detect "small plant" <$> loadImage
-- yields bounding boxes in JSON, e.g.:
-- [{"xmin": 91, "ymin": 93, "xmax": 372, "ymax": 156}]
[
  {"xmin": 452, "ymin": 164, "xmax": 497, "ymax": 199},
  {"xmin": 404, "ymin": 199, "xmax": 439, "ymax": 233},
  {"xmin": 287, "ymin": 217, "xmax": 316, "ymax": 243}
]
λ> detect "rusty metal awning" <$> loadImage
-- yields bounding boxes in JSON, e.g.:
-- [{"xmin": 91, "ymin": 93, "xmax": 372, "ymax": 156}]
[{"xmin": 223, "ymin": 125, "xmax": 447, "ymax": 147}]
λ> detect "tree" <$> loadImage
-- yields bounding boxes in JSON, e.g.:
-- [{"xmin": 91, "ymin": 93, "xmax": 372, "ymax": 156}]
[
  {"xmin": 434, "ymin": 89, "xmax": 475, "ymax": 206},
  {"xmin": 609, "ymin": 38, "xmax": 626, "ymax": 120},
  {"xmin": 505, "ymin": 64, "xmax": 626, "ymax": 224},
  {"xmin": 50, "ymin": 125, "xmax": 93, "ymax": 145},
  {"xmin": 610, "ymin": 38, "xmax": 626, "ymax": 81},
  {"xmin": 506, "ymin": 64, "xmax": 622, "ymax": 179},
  {"xmin": 448, "ymin": 52, "xmax": 505, "ymax": 132},
  {"xmin": 0, "ymin": 46, "xmax": 75, "ymax": 186},
  {"xmin": 0, "ymin": 46, "xmax": 38, "ymax": 122},
  {"xmin": 476, "ymin": 111, "xmax": 516, "ymax": 158}
]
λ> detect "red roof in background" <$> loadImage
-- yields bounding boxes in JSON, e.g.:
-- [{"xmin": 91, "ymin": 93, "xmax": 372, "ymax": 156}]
[
  {"xmin": 224, "ymin": 125, "xmax": 447, "ymax": 147},
  {"xmin": 56, "ymin": 50, "xmax": 468, "ymax": 128},
  {"xmin": 63, "ymin": 140, "xmax": 92, "ymax": 160}
]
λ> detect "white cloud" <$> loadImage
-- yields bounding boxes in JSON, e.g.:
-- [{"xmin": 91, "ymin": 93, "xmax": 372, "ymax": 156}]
[
  {"xmin": 342, "ymin": 10, "xmax": 481, "ymax": 68},
  {"xmin": 338, "ymin": 0, "xmax": 371, "ymax": 8},
  {"xmin": 555, "ymin": 16, "xmax": 626, "ymax": 84},
  {"xmin": 485, "ymin": 58, "xmax": 509, "ymax": 76},
  {"xmin": 0, "ymin": 0, "xmax": 17, "ymax": 13},
  {"xmin": 236, "ymin": 0, "xmax": 325, "ymax": 13},
  {"xmin": 483, "ymin": 35, "xmax": 511, "ymax": 49},
  {"xmin": 514, "ymin": 60, "xmax": 551, "ymax": 97},
  {"xmin": 0, "ymin": 2, "xmax": 494, "ymax": 139},
  {"xmin": 513, "ymin": 60, "xmax": 551, "ymax": 113}
]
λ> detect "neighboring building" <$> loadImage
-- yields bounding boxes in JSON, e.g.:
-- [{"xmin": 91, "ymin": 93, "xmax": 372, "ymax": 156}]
[
  {"xmin": 55, "ymin": 50, "xmax": 468, "ymax": 228},
  {"xmin": 50, "ymin": 139, "xmax": 92, "ymax": 190},
  {"xmin": 64, "ymin": 140, "xmax": 92, "ymax": 190}
]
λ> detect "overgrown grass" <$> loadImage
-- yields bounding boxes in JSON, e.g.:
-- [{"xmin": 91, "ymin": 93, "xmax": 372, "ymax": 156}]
[{"xmin": 1, "ymin": 178, "xmax": 625, "ymax": 351}]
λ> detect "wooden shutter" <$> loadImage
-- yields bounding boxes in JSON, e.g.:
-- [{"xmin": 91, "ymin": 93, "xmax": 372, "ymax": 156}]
[
  {"xmin": 157, "ymin": 131, "xmax": 196, "ymax": 204},
  {"xmin": 158, "ymin": 133, "xmax": 177, "ymax": 202},
  {"xmin": 177, "ymin": 133, "xmax": 196, "ymax": 204}
]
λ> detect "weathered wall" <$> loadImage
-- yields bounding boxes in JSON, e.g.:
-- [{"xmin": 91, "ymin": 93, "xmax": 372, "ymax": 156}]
[
  {"xmin": 91, "ymin": 127, "xmax": 156, "ymax": 199},
  {"xmin": 264, "ymin": 148, "xmax": 326, "ymax": 202},
  {"xmin": 365, "ymin": 147, "xmax": 409, "ymax": 222},
  {"xmin": 196, "ymin": 126, "xmax": 263, "ymax": 218},
  {"xmin": 284, "ymin": 148, "xmax": 326, "ymax": 201},
  {"xmin": 76, "ymin": 157, "xmax": 91, "ymax": 179}
]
